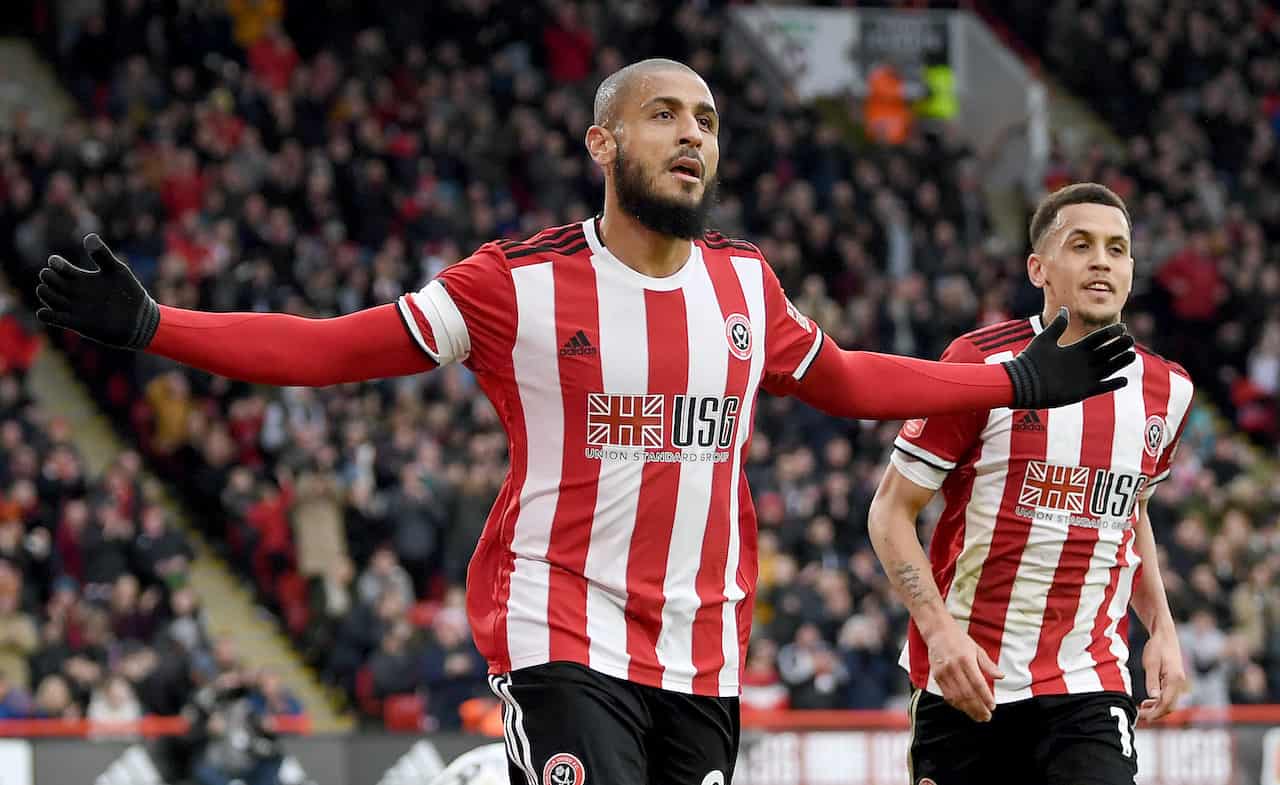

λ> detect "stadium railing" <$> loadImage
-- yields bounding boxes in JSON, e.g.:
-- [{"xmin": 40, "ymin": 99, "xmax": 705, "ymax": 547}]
[{"xmin": 0, "ymin": 714, "xmax": 312, "ymax": 737}]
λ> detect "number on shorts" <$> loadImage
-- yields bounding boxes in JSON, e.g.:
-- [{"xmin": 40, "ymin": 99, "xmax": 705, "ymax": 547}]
[
  {"xmin": 1110, "ymin": 706, "xmax": 1133, "ymax": 758},
  {"xmin": 701, "ymin": 772, "xmax": 725, "ymax": 785}
]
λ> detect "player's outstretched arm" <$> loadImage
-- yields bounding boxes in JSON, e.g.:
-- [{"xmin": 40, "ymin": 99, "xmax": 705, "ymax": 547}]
[
  {"xmin": 868, "ymin": 465, "xmax": 1004, "ymax": 722},
  {"xmin": 794, "ymin": 308, "xmax": 1135, "ymax": 419},
  {"xmin": 34, "ymin": 234, "xmax": 434, "ymax": 385}
]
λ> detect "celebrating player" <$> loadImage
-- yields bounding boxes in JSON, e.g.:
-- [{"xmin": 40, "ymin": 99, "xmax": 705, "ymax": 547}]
[
  {"xmin": 869, "ymin": 182, "xmax": 1191, "ymax": 785},
  {"xmin": 34, "ymin": 62, "xmax": 1134, "ymax": 785}
]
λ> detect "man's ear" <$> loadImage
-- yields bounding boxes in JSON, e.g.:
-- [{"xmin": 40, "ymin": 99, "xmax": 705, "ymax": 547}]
[
  {"xmin": 585, "ymin": 125, "xmax": 617, "ymax": 167},
  {"xmin": 1027, "ymin": 252, "xmax": 1047, "ymax": 289}
]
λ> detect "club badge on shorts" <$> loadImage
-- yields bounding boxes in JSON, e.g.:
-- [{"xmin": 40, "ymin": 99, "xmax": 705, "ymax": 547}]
[
  {"xmin": 725, "ymin": 313, "xmax": 752, "ymax": 360},
  {"xmin": 544, "ymin": 753, "xmax": 586, "ymax": 785}
]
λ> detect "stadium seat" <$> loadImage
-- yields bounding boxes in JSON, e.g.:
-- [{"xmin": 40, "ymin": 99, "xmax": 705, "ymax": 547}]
[
  {"xmin": 355, "ymin": 665, "xmax": 381, "ymax": 718},
  {"xmin": 383, "ymin": 693, "xmax": 424, "ymax": 731},
  {"xmin": 408, "ymin": 600, "xmax": 440, "ymax": 629}
]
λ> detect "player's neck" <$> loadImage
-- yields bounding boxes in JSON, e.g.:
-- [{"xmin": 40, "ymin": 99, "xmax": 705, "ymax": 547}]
[
  {"xmin": 1041, "ymin": 304, "xmax": 1119, "ymax": 345},
  {"xmin": 597, "ymin": 201, "xmax": 693, "ymax": 279}
]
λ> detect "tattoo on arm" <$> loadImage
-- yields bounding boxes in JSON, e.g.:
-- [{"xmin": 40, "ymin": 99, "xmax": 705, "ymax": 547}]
[{"xmin": 892, "ymin": 562, "xmax": 929, "ymax": 607}]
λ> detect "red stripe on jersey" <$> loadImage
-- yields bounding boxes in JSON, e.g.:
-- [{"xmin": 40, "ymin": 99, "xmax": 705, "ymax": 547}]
[
  {"xmin": 908, "ymin": 461, "xmax": 979, "ymax": 689},
  {"xmin": 690, "ymin": 262, "xmax": 753, "ymax": 693},
  {"xmin": 544, "ymin": 260, "xmax": 604, "ymax": 664},
  {"xmin": 467, "ymin": 373, "xmax": 526, "ymax": 673},
  {"xmin": 624, "ymin": 289, "xmax": 689, "ymax": 687},
  {"xmin": 1029, "ymin": 393, "xmax": 1114, "ymax": 694},
  {"xmin": 1088, "ymin": 360, "xmax": 1171, "ymax": 688},
  {"xmin": 967, "ymin": 409, "xmax": 1049, "ymax": 689},
  {"xmin": 471, "ymin": 394, "xmax": 523, "ymax": 672},
  {"xmin": 401, "ymin": 295, "xmax": 440, "ymax": 355}
]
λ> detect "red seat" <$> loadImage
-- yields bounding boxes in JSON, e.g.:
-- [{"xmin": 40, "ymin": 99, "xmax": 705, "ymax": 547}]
[
  {"xmin": 354, "ymin": 665, "xmax": 380, "ymax": 717},
  {"xmin": 408, "ymin": 600, "xmax": 440, "ymax": 629},
  {"xmin": 383, "ymin": 693, "xmax": 424, "ymax": 731},
  {"xmin": 277, "ymin": 571, "xmax": 307, "ymax": 607},
  {"xmin": 284, "ymin": 601, "xmax": 309, "ymax": 636}
]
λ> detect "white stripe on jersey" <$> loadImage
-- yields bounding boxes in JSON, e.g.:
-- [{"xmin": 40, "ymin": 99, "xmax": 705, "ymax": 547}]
[
  {"xmin": 1060, "ymin": 353, "xmax": 1146, "ymax": 692},
  {"xmin": 719, "ymin": 257, "xmax": 769, "ymax": 692},
  {"xmin": 995, "ymin": 399, "xmax": 1083, "ymax": 701},
  {"xmin": 1105, "ymin": 532, "xmax": 1139, "ymax": 694},
  {"xmin": 656, "ymin": 248, "xmax": 725, "ymax": 693},
  {"xmin": 581, "ymin": 267, "xmax": 650, "ymax": 678},
  {"xmin": 505, "ymin": 263, "xmax": 561, "ymax": 669},
  {"xmin": 1161, "ymin": 371, "xmax": 1195, "ymax": 476},
  {"xmin": 402, "ymin": 280, "xmax": 471, "ymax": 364},
  {"xmin": 793, "ymin": 323, "xmax": 824, "ymax": 380}
]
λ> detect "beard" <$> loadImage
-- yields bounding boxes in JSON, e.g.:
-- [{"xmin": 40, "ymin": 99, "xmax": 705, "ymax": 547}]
[{"xmin": 613, "ymin": 147, "xmax": 718, "ymax": 240}]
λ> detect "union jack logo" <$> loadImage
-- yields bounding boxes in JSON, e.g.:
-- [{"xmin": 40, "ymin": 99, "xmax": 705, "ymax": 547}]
[
  {"xmin": 1019, "ymin": 461, "xmax": 1089, "ymax": 514},
  {"xmin": 586, "ymin": 393, "xmax": 664, "ymax": 448}
]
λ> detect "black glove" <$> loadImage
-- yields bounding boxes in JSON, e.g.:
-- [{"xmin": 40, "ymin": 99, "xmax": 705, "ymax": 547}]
[
  {"xmin": 1002, "ymin": 307, "xmax": 1135, "ymax": 409},
  {"xmin": 35, "ymin": 233, "xmax": 160, "ymax": 350}
]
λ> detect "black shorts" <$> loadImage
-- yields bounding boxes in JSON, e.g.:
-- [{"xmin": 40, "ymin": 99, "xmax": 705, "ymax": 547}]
[
  {"xmin": 489, "ymin": 661, "xmax": 739, "ymax": 785},
  {"xmin": 908, "ymin": 689, "xmax": 1139, "ymax": 785}
]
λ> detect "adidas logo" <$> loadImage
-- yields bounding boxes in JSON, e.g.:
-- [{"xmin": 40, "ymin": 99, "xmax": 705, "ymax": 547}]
[
  {"xmin": 559, "ymin": 330, "xmax": 597, "ymax": 357},
  {"xmin": 1013, "ymin": 410, "xmax": 1046, "ymax": 432},
  {"xmin": 95, "ymin": 745, "xmax": 163, "ymax": 785},
  {"xmin": 376, "ymin": 740, "xmax": 446, "ymax": 785}
]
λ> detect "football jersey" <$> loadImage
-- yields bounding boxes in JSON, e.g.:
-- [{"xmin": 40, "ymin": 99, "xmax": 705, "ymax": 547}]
[
  {"xmin": 396, "ymin": 218, "xmax": 823, "ymax": 696},
  {"xmin": 891, "ymin": 316, "xmax": 1193, "ymax": 702}
]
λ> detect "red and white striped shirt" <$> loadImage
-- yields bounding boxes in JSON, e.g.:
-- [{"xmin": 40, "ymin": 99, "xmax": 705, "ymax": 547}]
[
  {"xmin": 396, "ymin": 218, "xmax": 823, "ymax": 696},
  {"xmin": 891, "ymin": 316, "xmax": 1194, "ymax": 701}
]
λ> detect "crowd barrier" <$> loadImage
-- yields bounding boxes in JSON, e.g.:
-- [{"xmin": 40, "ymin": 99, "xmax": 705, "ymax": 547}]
[{"xmin": 0, "ymin": 708, "xmax": 1274, "ymax": 784}]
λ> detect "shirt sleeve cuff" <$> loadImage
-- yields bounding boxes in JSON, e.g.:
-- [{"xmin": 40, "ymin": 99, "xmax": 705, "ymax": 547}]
[{"xmin": 890, "ymin": 449, "xmax": 949, "ymax": 491}]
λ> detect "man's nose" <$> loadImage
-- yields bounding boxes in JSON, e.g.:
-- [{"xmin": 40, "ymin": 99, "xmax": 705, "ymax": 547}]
[{"xmin": 677, "ymin": 113, "xmax": 702, "ymax": 148}]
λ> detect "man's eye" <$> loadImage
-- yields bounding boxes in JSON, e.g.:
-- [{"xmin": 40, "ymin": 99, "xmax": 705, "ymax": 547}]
[{"xmin": 699, "ymin": 117, "xmax": 712, "ymax": 129}]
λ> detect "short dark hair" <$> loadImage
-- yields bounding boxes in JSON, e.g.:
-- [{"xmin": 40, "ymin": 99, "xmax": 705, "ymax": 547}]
[
  {"xmin": 593, "ymin": 58, "xmax": 700, "ymax": 129},
  {"xmin": 1029, "ymin": 182, "xmax": 1130, "ymax": 251}
]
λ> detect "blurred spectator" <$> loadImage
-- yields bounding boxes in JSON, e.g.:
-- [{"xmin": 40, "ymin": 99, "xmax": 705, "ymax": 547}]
[
  {"xmin": 0, "ymin": 670, "xmax": 32, "ymax": 718},
  {"xmin": 778, "ymin": 623, "xmax": 850, "ymax": 710},
  {"xmin": 370, "ymin": 620, "xmax": 418, "ymax": 698},
  {"xmin": 88, "ymin": 675, "xmax": 144, "ymax": 724},
  {"xmin": 326, "ymin": 587, "xmax": 404, "ymax": 694},
  {"xmin": 249, "ymin": 669, "xmax": 303, "ymax": 718},
  {"xmin": 740, "ymin": 638, "xmax": 788, "ymax": 712},
  {"xmin": 1182, "ymin": 609, "xmax": 1230, "ymax": 707},
  {"xmin": 190, "ymin": 671, "xmax": 285, "ymax": 785},
  {"xmin": 356, "ymin": 545, "xmax": 414, "ymax": 612},
  {"xmin": 419, "ymin": 604, "xmax": 486, "ymax": 731},
  {"xmin": 303, "ymin": 556, "xmax": 353, "ymax": 664},
  {"xmin": 0, "ymin": 568, "xmax": 36, "ymax": 691},
  {"xmin": 133, "ymin": 505, "xmax": 192, "ymax": 588},
  {"xmin": 109, "ymin": 574, "xmax": 160, "ymax": 643},
  {"xmin": 289, "ymin": 464, "xmax": 346, "ymax": 579},
  {"xmin": 34, "ymin": 673, "xmax": 79, "ymax": 719}
]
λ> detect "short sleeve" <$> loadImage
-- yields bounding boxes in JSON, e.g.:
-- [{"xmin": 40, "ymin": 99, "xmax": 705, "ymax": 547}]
[
  {"xmin": 888, "ymin": 338, "xmax": 988, "ymax": 490},
  {"xmin": 396, "ymin": 243, "xmax": 515, "ymax": 374},
  {"xmin": 1141, "ymin": 366, "xmax": 1194, "ymax": 500},
  {"xmin": 758, "ymin": 263, "xmax": 825, "ymax": 396}
]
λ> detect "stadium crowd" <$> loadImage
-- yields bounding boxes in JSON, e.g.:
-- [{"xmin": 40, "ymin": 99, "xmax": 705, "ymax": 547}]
[
  {"xmin": 0, "ymin": 0, "xmax": 1275, "ymax": 728},
  {"xmin": 0, "ymin": 281, "xmax": 303, "ymax": 732},
  {"xmin": 1004, "ymin": 0, "xmax": 1280, "ymax": 446}
]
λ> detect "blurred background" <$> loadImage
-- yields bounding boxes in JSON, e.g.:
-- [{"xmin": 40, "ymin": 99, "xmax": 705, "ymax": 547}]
[{"xmin": 0, "ymin": 0, "xmax": 1277, "ymax": 783}]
